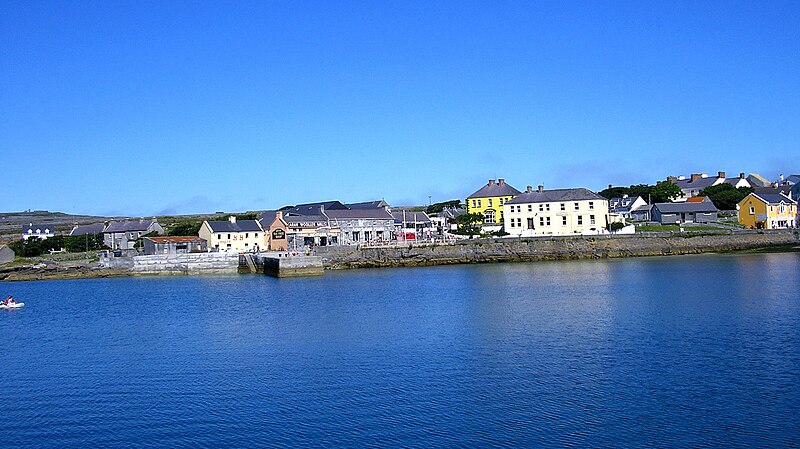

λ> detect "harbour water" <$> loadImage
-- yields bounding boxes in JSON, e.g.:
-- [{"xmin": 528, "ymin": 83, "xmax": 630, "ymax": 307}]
[{"xmin": 2, "ymin": 253, "xmax": 799, "ymax": 447}]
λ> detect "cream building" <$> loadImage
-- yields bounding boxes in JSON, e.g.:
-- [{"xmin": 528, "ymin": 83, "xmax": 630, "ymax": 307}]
[
  {"xmin": 199, "ymin": 216, "xmax": 266, "ymax": 252},
  {"xmin": 503, "ymin": 185, "xmax": 611, "ymax": 236}
]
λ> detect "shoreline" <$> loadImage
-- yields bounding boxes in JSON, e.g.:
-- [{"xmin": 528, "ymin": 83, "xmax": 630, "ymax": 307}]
[{"xmin": 2, "ymin": 231, "xmax": 798, "ymax": 282}]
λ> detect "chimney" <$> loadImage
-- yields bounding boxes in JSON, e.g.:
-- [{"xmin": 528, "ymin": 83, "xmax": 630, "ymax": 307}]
[
  {"xmin": 718, "ymin": 171, "xmax": 726, "ymax": 179},
  {"xmin": 229, "ymin": 216, "xmax": 236, "ymax": 223},
  {"xmin": 526, "ymin": 185, "xmax": 532, "ymax": 193},
  {"xmin": 691, "ymin": 173, "xmax": 702, "ymax": 182},
  {"xmin": 488, "ymin": 179, "xmax": 495, "ymax": 186},
  {"xmin": 623, "ymin": 194, "xmax": 629, "ymax": 198},
  {"xmin": 608, "ymin": 184, "xmax": 613, "ymax": 190},
  {"xmin": 276, "ymin": 211, "xmax": 283, "ymax": 220},
  {"xmin": 498, "ymin": 178, "xmax": 506, "ymax": 185},
  {"xmin": 667, "ymin": 176, "xmax": 677, "ymax": 183},
  {"xmin": 739, "ymin": 172, "xmax": 745, "ymax": 179},
  {"xmin": 537, "ymin": 185, "xmax": 544, "ymax": 193}
]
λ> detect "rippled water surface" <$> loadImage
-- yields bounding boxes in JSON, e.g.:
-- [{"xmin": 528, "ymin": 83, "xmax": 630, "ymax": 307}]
[{"xmin": 2, "ymin": 253, "xmax": 799, "ymax": 447}]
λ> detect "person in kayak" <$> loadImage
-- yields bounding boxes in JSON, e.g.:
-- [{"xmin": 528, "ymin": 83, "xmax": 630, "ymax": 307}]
[{"xmin": 4, "ymin": 295, "xmax": 14, "ymax": 305}]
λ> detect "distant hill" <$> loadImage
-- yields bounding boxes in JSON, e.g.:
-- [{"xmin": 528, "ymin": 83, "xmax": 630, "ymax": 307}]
[{"xmin": 0, "ymin": 211, "xmax": 117, "ymax": 243}]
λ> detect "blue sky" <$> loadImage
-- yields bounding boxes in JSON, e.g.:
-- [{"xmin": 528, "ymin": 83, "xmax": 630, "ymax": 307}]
[{"xmin": 2, "ymin": 1, "xmax": 798, "ymax": 216}]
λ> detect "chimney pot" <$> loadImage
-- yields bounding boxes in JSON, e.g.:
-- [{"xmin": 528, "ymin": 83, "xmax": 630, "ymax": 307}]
[
  {"xmin": 739, "ymin": 172, "xmax": 745, "ymax": 179},
  {"xmin": 691, "ymin": 173, "xmax": 702, "ymax": 182},
  {"xmin": 526, "ymin": 185, "xmax": 532, "ymax": 193},
  {"xmin": 718, "ymin": 171, "xmax": 726, "ymax": 179},
  {"xmin": 537, "ymin": 185, "xmax": 544, "ymax": 193},
  {"xmin": 498, "ymin": 178, "xmax": 505, "ymax": 185},
  {"xmin": 488, "ymin": 179, "xmax": 495, "ymax": 186}
]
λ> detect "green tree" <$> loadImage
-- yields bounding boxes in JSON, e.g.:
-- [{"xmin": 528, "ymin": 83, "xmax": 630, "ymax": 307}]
[
  {"xmin": 628, "ymin": 184, "xmax": 654, "ymax": 199},
  {"xmin": 167, "ymin": 221, "xmax": 202, "ymax": 236},
  {"xmin": 700, "ymin": 184, "xmax": 754, "ymax": 210},
  {"xmin": 650, "ymin": 182, "xmax": 681, "ymax": 203},
  {"xmin": 598, "ymin": 186, "xmax": 631, "ymax": 200},
  {"xmin": 426, "ymin": 200, "xmax": 462, "ymax": 214},
  {"xmin": 453, "ymin": 213, "xmax": 483, "ymax": 235}
]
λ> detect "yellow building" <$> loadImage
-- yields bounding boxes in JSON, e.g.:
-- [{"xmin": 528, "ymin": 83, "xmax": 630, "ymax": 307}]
[
  {"xmin": 466, "ymin": 178, "xmax": 521, "ymax": 224},
  {"xmin": 199, "ymin": 216, "xmax": 267, "ymax": 252},
  {"xmin": 738, "ymin": 193, "xmax": 797, "ymax": 230}
]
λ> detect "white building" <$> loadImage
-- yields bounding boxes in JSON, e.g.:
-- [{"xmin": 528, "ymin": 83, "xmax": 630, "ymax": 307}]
[
  {"xmin": 503, "ymin": 185, "xmax": 611, "ymax": 237},
  {"xmin": 199, "ymin": 216, "xmax": 266, "ymax": 252},
  {"xmin": 22, "ymin": 223, "xmax": 55, "ymax": 240}
]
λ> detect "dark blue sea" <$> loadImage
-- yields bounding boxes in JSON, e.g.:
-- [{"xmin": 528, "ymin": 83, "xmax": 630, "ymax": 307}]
[{"xmin": 2, "ymin": 253, "xmax": 799, "ymax": 448}]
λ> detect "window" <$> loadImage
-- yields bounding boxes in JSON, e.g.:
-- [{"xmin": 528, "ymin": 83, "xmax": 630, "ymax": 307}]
[
  {"xmin": 245, "ymin": 233, "xmax": 249, "ymax": 238},
  {"xmin": 352, "ymin": 231, "xmax": 360, "ymax": 241},
  {"xmin": 484, "ymin": 210, "xmax": 495, "ymax": 223},
  {"xmin": 528, "ymin": 205, "xmax": 532, "ymax": 212},
  {"xmin": 590, "ymin": 215, "xmax": 596, "ymax": 225},
  {"xmin": 478, "ymin": 200, "xmax": 482, "ymax": 207},
  {"xmin": 488, "ymin": 199, "xmax": 493, "ymax": 207},
  {"xmin": 539, "ymin": 204, "xmax": 544, "ymax": 212},
  {"xmin": 218, "ymin": 234, "xmax": 221, "ymax": 239},
  {"xmin": 516, "ymin": 218, "xmax": 522, "ymax": 228},
  {"xmin": 539, "ymin": 217, "xmax": 545, "ymax": 227},
  {"xmin": 472, "ymin": 200, "xmax": 477, "ymax": 208},
  {"xmin": 254, "ymin": 233, "xmax": 258, "ymax": 238},
  {"xmin": 510, "ymin": 220, "xmax": 515, "ymax": 228},
  {"xmin": 589, "ymin": 202, "xmax": 594, "ymax": 210},
  {"xmin": 562, "ymin": 216, "xmax": 567, "ymax": 226},
  {"xmin": 560, "ymin": 203, "xmax": 565, "ymax": 211},
  {"xmin": 578, "ymin": 216, "xmax": 583, "ymax": 225},
  {"xmin": 545, "ymin": 204, "xmax": 550, "ymax": 211},
  {"xmin": 749, "ymin": 206, "xmax": 754, "ymax": 215},
  {"xmin": 546, "ymin": 217, "xmax": 551, "ymax": 226},
  {"xmin": 574, "ymin": 202, "xmax": 580, "ymax": 211},
  {"xmin": 227, "ymin": 234, "xmax": 231, "ymax": 239},
  {"xmin": 780, "ymin": 203, "xmax": 786, "ymax": 214},
  {"xmin": 527, "ymin": 218, "xmax": 534, "ymax": 229}
]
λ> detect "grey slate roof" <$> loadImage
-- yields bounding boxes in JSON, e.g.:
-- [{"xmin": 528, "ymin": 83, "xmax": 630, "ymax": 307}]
[
  {"xmin": 609, "ymin": 196, "xmax": 645, "ymax": 211},
  {"xmin": 438, "ymin": 207, "xmax": 466, "ymax": 219},
  {"xmin": 347, "ymin": 200, "xmax": 389, "ymax": 210},
  {"xmin": 104, "ymin": 220, "xmax": 157, "ymax": 233},
  {"xmin": 467, "ymin": 180, "xmax": 522, "ymax": 199},
  {"xmin": 652, "ymin": 202, "xmax": 718, "ymax": 213},
  {"xmin": 786, "ymin": 175, "xmax": 800, "ymax": 185},
  {"xmin": 325, "ymin": 209, "xmax": 394, "ymax": 220},
  {"xmin": 283, "ymin": 215, "xmax": 328, "ymax": 225},
  {"xmin": 391, "ymin": 211, "xmax": 432, "ymax": 224},
  {"xmin": 754, "ymin": 186, "xmax": 792, "ymax": 197},
  {"xmin": 506, "ymin": 188, "xmax": 605, "ymax": 204},
  {"xmin": 70, "ymin": 223, "xmax": 106, "ymax": 236},
  {"xmin": 753, "ymin": 193, "xmax": 797, "ymax": 205},
  {"xmin": 205, "ymin": 220, "xmax": 262, "ymax": 233},
  {"xmin": 22, "ymin": 224, "xmax": 53, "ymax": 233},
  {"xmin": 288, "ymin": 201, "xmax": 348, "ymax": 215},
  {"xmin": 673, "ymin": 177, "xmax": 719, "ymax": 190}
]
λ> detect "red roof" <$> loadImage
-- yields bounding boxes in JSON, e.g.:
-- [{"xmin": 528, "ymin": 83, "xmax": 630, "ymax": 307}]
[{"xmin": 686, "ymin": 196, "xmax": 707, "ymax": 203}]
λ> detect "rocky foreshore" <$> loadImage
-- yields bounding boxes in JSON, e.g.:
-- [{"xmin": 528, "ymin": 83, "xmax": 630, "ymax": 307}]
[
  {"xmin": 0, "ymin": 262, "xmax": 130, "ymax": 282},
  {"xmin": 2, "ymin": 231, "xmax": 798, "ymax": 281}
]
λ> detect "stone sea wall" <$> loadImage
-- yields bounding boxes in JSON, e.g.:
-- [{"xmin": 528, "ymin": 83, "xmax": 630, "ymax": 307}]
[
  {"xmin": 102, "ymin": 252, "xmax": 239, "ymax": 275},
  {"xmin": 316, "ymin": 231, "xmax": 799, "ymax": 269}
]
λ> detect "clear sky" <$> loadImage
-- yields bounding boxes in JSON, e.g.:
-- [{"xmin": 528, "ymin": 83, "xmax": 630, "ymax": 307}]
[{"xmin": 2, "ymin": 1, "xmax": 798, "ymax": 216}]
